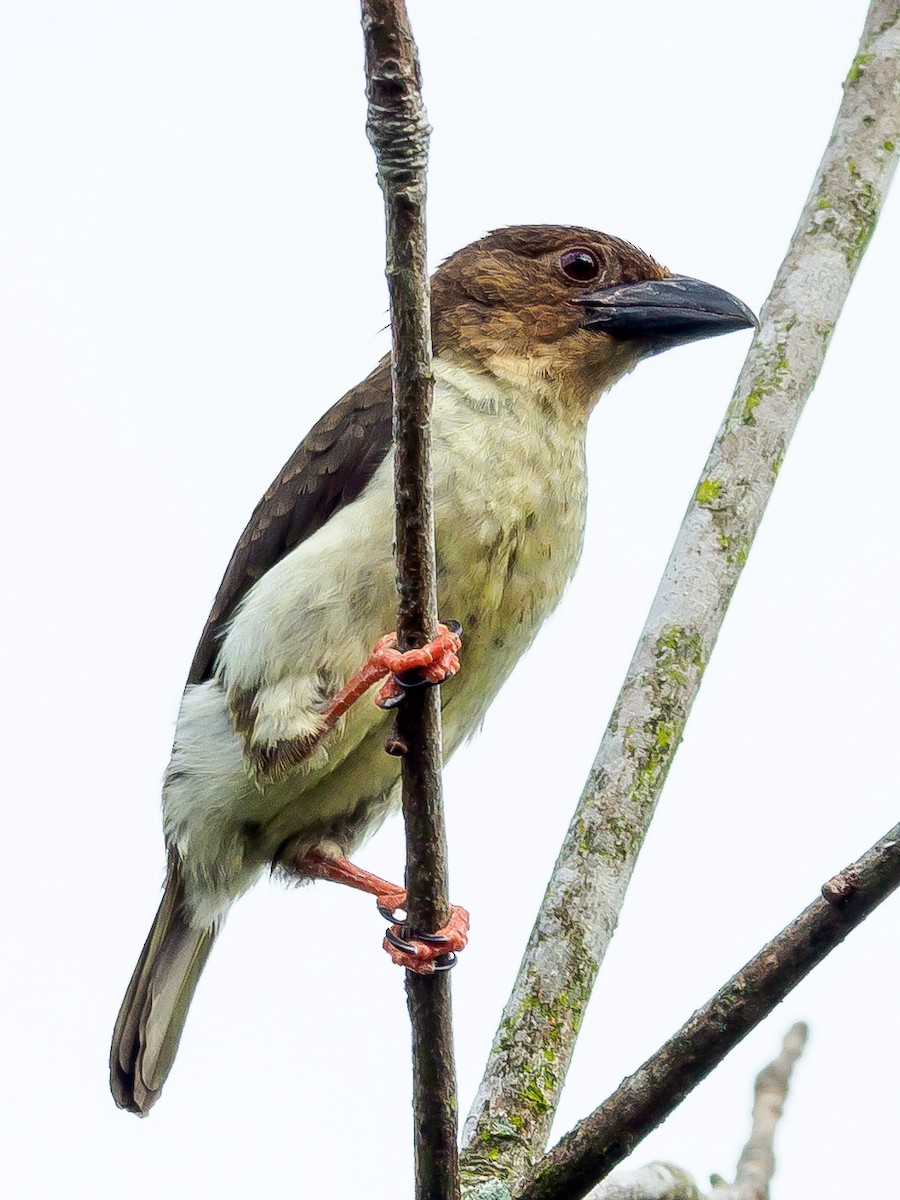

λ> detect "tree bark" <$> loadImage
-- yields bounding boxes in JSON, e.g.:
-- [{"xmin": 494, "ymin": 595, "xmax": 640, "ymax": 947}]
[
  {"xmin": 461, "ymin": 2, "xmax": 900, "ymax": 1185},
  {"xmin": 513, "ymin": 828, "xmax": 900, "ymax": 1200},
  {"xmin": 362, "ymin": 3, "xmax": 460, "ymax": 1198}
]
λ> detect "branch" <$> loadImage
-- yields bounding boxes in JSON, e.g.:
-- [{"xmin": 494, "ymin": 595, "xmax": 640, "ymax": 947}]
[
  {"xmin": 578, "ymin": 1023, "xmax": 807, "ymax": 1200},
  {"xmin": 361, "ymin": 4, "xmax": 459, "ymax": 1199},
  {"xmin": 513, "ymin": 826, "xmax": 900, "ymax": 1200},
  {"xmin": 461, "ymin": 0, "xmax": 900, "ymax": 1183},
  {"xmin": 465, "ymin": 1019, "xmax": 808, "ymax": 1200},
  {"xmin": 586, "ymin": 1165, "xmax": 709, "ymax": 1200},
  {"xmin": 710, "ymin": 1022, "xmax": 808, "ymax": 1200}
]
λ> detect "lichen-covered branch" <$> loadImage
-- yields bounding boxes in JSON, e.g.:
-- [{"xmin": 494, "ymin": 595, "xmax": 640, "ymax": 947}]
[
  {"xmin": 710, "ymin": 1023, "xmax": 808, "ymax": 1200},
  {"xmin": 512, "ymin": 826, "xmax": 900, "ymax": 1200},
  {"xmin": 461, "ymin": 2, "xmax": 900, "ymax": 1185},
  {"xmin": 464, "ymin": 1020, "xmax": 807, "ymax": 1200},
  {"xmin": 361, "ymin": 4, "xmax": 460, "ymax": 1199}
]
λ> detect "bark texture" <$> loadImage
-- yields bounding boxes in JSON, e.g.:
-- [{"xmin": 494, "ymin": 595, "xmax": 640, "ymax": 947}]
[
  {"xmin": 362, "ymin": 3, "xmax": 459, "ymax": 1199},
  {"xmin": 514, "ymin": 829, "xmax": 900, "ymax": 1200},
  {"xmin": 461, "ymin": 2, "xmax": 900, "ymax": 1186},
  {"xmin": 462, "ymin": 1021, "xmax": 807, "ymax": 1200}
]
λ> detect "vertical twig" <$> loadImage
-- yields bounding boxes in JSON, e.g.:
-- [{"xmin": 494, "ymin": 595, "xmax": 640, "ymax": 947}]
[
  {"xmin": 361, "ymin": 3, "xmax": 460, "ymax": 1199},
  {"xmin": 711, "ymin": 1022, "xmax": 809, "ymax": 1200},
  {"xmin": 462, "ymin": 1, "xmax": 900, "ymax": 1184}
]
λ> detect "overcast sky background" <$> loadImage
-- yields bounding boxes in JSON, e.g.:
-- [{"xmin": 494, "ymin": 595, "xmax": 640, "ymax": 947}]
[{"xmin": 2, "ymin": 2, "xmax": 898, "ymax": 1197}]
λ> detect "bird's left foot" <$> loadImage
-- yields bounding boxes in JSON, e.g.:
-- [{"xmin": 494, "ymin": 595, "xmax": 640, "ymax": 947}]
[
  {"xmin": 315, "ymin": 621, "xmax": 462, "ymax": 727},
  {"xmin": 375, "ymin": 620, "xmax": 463, "ymax": 709},
  {"xmin": 288, "ymin": 852, "xmax": 470, "ymax": 973},
  {"xmin": 378, "ymin": 894, "xmax": 470, "ymax": 973}
]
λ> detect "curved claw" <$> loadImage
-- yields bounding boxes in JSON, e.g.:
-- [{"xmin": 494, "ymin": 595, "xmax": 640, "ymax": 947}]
[
  {"xmin": 384, "ymin": 926, "xmax": 419, "ymax": 956},
  {"xmin": 411, "ymin": 928, "xmax": 454, "ymax": 946},
  {"xmin": 375, "ymin": 620, "xmax": 463, "ymax": 710},
  {"xmin": 392, "ymin": 668, "xmax": 440, "ymax": 691},
  {"xmin": 377, "ymin": 902, "xmax": 408, "ymax": 924},
  {"xmin": 384, "ymin": 927, "xmax": 458, "ymax": 972},
  {"xmin": 381, "ymin": 903, "xmax": 470, "ymax": 973}
]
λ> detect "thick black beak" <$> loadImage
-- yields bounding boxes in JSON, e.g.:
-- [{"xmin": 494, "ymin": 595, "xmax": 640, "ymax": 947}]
[{"xmin": 576, "ymin": 275, "xmax": 758, "ymax": 354}]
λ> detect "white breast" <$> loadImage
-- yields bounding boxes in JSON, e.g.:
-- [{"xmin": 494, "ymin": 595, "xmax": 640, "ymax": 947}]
[
  {"xmin": 164, "ymin": 358, "xmax": 590, "ymax": 921},
  {"xmin": 430, "ymin": 360, "xmax": 589, "ymax": 749}
]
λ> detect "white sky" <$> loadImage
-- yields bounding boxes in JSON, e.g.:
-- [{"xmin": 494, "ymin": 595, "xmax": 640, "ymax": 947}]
[{"xmin": 2, "ymin": 2, "xmax": 898, "ymax": 1197}]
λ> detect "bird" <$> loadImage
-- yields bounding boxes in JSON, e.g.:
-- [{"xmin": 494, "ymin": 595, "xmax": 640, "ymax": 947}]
[{"xmin": 110, "ymin": 224, "xmax": 756, "ymax": 1115}]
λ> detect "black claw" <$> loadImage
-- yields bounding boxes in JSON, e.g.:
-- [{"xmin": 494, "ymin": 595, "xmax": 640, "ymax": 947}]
[
  {"xmin": 378, "ymin": 903, "xmax": 408, "ymax": 924},
  {"xmin": 383, "ymin": 922, "xmax": 458, "ymax": 971},
  {"xmin": 384, "ymin": 620, "xmax": 462, "ymax": 702},
  {"xmin": 384, "ymin": 926, "xmax": 459, "ymax": 972},
  {"xmin": 412, "ymin": 929, "xmax": 452, "ymax": 946},
  {"xmin": 392, "ymin": 668, "xmax": 435, "ymax": 691},
  {"xmin": 384, "ymin": 926, "xmax": 418, "ymax": 955}
]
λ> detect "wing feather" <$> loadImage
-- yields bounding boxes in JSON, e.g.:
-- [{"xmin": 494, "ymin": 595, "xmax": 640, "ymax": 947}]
[{"xmin": 187, "ymin": 356, "xmax": 393, "ymax": 685}]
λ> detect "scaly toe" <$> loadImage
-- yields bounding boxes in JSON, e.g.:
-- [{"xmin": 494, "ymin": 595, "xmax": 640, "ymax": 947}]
[{"xmin": 381, "ymin": 904, "xmax": 470, "ymax": 973}]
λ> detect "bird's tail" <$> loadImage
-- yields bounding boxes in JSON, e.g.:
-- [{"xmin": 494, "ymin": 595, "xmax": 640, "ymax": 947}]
[{"xmin": 110, "ymin": 850, "xmax": 218, "ymax": 1115}]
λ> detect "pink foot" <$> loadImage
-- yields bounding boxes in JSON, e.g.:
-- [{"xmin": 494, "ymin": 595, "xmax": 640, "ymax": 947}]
[
  {"xmin": 375, "ymin": 623, "xmax": 462, "ymax": 709},
  {"xmin": 379, "ymin": 900, "xmax": 470, "ymax": 974}
]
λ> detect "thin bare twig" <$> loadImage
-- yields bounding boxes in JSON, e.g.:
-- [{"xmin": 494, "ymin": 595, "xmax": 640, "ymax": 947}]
[
  {"xmin": 512, "ymin": 826, "xmax": 900, "ymax": 1200},
  {"xmin": 574, "ymin": 1023, "xmax": 807, "ymax": 1200},
  {"xmin": 361, "ymin": 3, "xmax": 460, "ymax": 1199},
  {"xmin": 462, "ymin": 1, "xmax": 900, "ymax": 1184},
  {"xmin": 711, "ymin": 1022, "xmax": 808, "ymax": 1200}
]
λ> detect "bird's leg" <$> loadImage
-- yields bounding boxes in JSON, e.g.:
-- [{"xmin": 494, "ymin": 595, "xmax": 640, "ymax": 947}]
[
  {"xmin": 294, "ymin": 850, "xmax": 470, "ymax": 974},
  {"xmin": 250, "ymin": 624, "xmax": 461, "ymax": 782},
  {"xmin": 320, "ymin": 621, "xmax": 462, "ymax": 724}
]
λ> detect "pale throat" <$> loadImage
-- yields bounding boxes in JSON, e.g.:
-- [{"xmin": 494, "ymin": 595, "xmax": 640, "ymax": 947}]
[{"xmin": 433, "ymin": 351, "xmax": 595, "ymax": 422}]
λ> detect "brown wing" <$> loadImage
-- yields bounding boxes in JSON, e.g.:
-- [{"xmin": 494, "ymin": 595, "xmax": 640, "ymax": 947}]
[{"xmin": 187, "ymin": 356, "xmax": 393, "ymax": 685}]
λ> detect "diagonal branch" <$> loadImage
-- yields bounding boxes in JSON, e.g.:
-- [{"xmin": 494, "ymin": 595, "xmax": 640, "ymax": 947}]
[
  {"xmin": 461, "ymin": 1, "xmax": 900, "ymax": 1184},
  {"xmin": 514, "ymin": 825, "xmax": 900, "ymax": 1200},
  {"xmin": 572, "ymin": 1022, "xmax": 808, "ymax": 1200},
  {"xmin": 361, "ymin": 3, "xmax": 459, "ymax": 1199}
]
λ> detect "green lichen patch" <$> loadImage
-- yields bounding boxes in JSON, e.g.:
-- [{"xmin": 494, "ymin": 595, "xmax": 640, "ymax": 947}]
[
  {"xmin": 845, "ymin": 172, "xmax": 880, "ymax": 266},
  {"xmin": 730, "ymin": 336, "xmax": 790, "ymax": 431},
  {"xmin": 695, "ymin": 478, "xmax": 722, "ymax": 506},
  {"xmin": 476, "ymin": 960, "xmax": 595, "ymax": 1175},
  {"xmin": 742, "ymin": 388, "xmax": 762, "ymax": 425},
  {"xmin": 845, "ymin": 51, "xmax": 873, "ymax": 85},
  {"xmin": 619, "ymin": 626, "xmax": 705, "ymax": 821},
  {"xmin": 462, "ymin": 1182, "xmax": 514, "ymax": 1200}
]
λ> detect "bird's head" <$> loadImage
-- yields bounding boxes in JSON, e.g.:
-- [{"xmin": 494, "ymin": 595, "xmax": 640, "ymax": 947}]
[{"xmin": 431, "ymin": 225, "xmax": 757, "ymax": 410}]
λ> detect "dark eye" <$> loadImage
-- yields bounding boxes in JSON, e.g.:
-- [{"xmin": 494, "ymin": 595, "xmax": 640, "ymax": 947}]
[{"xmin": 560, "ymin": 248, "xmax": 601, "ymax": 282}]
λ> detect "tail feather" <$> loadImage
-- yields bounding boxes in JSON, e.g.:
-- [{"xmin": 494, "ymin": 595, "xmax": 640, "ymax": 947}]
[{"xmin": 110, "ymin": 852, "xmax": 218, "ymax": 1115}]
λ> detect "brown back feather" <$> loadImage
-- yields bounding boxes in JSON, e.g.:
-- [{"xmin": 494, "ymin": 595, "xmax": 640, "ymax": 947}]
[{"xmin": 187, "ymin": 356, "xmax": 393, "ymax": 685}]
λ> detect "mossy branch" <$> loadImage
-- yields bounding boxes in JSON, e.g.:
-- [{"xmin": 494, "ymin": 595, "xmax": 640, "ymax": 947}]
[
  {"xmin": 513, "ymin": 830, "xmax": 899, "ymax": 1200},
  {"xmin": 361, "ymin": 3, "xmax": 460, "ymax": 1199},
  {"xmin": 461, "ymin": 0, "xmax": 900, "ymax": 1187},
  {"xmin": 464, "ymin": 1021, "xmax": 808, "ymax": 1200}
]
